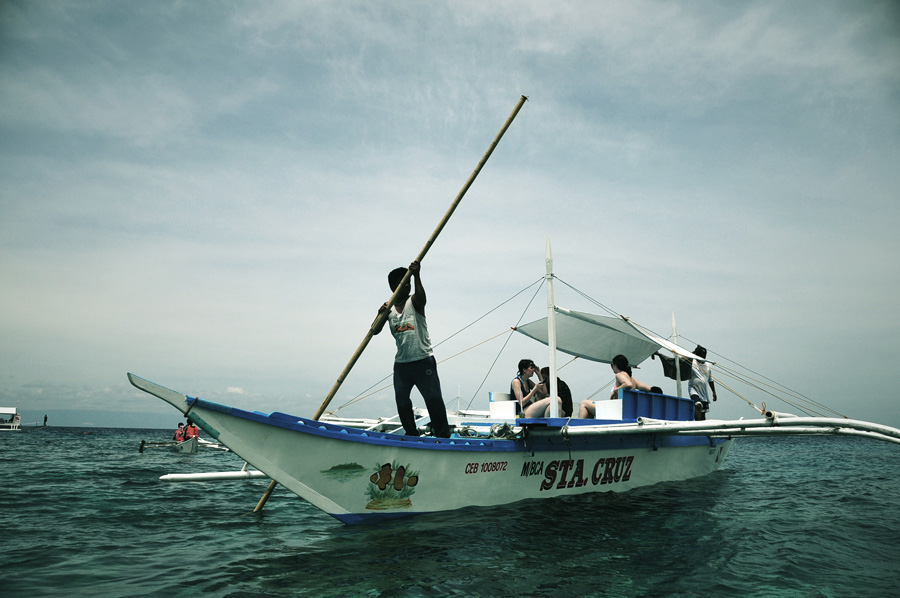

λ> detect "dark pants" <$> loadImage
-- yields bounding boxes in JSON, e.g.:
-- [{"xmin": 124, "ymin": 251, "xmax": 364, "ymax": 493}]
[
  {"xmin": 393, "ymin": 356, "xmax": 450, "ymax": 437},
  {"xmin": 692, "ymin": 394, "xmax": 709, "ymax": 421}
]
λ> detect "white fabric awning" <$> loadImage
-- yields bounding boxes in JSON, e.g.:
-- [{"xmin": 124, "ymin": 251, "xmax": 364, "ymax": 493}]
[
  {"xmin": 515, "ymin": 307, "xmax": 707, "ymax": 366},
  {"xmin": 625, "ymin": 320, "xmax": 709, "ymax": 363},
  {"xmin": 0, "ymin": 407, "xmax": 17, "ymax": 415}
]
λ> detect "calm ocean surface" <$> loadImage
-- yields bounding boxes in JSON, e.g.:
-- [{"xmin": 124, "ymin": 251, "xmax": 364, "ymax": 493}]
[{"xmin": 2, "ymin": 427, "xmax": 898, "ymax": 598}]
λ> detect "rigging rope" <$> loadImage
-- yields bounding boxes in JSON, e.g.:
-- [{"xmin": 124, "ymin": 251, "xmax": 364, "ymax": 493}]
[
  {"xmin": 329, "ymin": 278, "xmax": 544, "ymax": 415},
  {"xmin": 327, "ymin": 275, "xmax": 848, "ymax": 423},
  {"xmin": 712, "ymin": 363, "xmax": 847, "ymax": 418},
  {"xmin": 461, "ymin": 278, "xmax": 546, "ymax": 410}
]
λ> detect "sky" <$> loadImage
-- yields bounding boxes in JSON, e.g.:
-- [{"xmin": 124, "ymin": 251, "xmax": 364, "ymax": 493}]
[{"xmin": 2, "ymin": 1, "xmax": 899, "ymax": 430}]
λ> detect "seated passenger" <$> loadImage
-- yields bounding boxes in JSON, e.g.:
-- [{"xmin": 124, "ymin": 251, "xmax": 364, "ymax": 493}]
[
  {"xmin": 578, "ymin": 354, "xmax": 650, "ymax": 418},
  {"xmin": 540, "ymin": 367, "xmax": 573, "ymax": 417},
  {"xmin": 184, "ymin": 420, "xmax": 199, "ymax": 439},
  {"xmin": 511, "ymin": 359, "xmax": 549, "ymax": 417},
  {"xmin": 625, "ymin": 365, "xmax": 653, "ymax": 393}
]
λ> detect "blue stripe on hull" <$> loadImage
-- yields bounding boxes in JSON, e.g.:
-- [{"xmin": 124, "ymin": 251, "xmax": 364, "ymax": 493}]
[{"xmin": 186, "ymin": 396, "xmax": 722, "ymax": 453}]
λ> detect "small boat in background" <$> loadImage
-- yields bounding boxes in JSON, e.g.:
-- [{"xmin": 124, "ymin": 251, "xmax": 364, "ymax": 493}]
[
  {"xmin": 2, "ymin": 408, "xmax": 48, "ymax": 432},
  {"xmin": 174, "ymin": 436, "xmax": 197, "ymax": 454},
  {"xmin": 1, "ymin": 407, "xmax": 21, "ymax": 431},
  {"xmin": 138, "ymin": 435, "xmax": 229, "ymax": 454}
]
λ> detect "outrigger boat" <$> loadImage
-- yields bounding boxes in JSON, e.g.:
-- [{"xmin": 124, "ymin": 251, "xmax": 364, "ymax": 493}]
[
  {"xmin": 129, "ymin": 248, "xmax": 900, "ymax": 523},
  {"xmin": 131, "ymin": 96, "xmax": 900, "ymax": 524},
  {"xmin": 138, "ymin": 436, "xmax": 230, "ymax": 453}
]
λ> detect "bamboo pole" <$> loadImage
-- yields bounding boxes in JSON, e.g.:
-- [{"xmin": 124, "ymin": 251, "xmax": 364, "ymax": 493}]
[
  {"xmin": 253, "ymin": 479, "xmax": 278, "ymax": 513},
  {"xmin": 253, "ymin": 96, "xmax": 528, "ymax": 513},
  {"xmin": 312, "ymin": 95, "xmax": 528, "ymax": 421}
]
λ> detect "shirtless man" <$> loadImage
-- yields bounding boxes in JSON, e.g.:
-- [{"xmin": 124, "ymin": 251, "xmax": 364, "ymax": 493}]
[{"xmin": 578, "ymin": 354, "xmax": 650, "ymax": 418}]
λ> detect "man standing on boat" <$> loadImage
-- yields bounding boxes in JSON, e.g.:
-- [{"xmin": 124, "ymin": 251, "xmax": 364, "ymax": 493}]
[
  {"xmin": 374, "ymin": 260, "xmax": 451, "ymax": 438},
  {"xmin": 689, "ymin": 346, "xmax": 717, "ymax": 421}
]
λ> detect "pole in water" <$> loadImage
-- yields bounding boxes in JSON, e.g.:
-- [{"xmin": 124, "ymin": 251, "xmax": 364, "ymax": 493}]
[
  {"xmin": 312, "ymin": 94, "xmax": 528, "ymax": 421},
  {"xmin": 256, "ymin": 95, "xmax": 528, "ymax": 512},
  {"xmin": 253, "ymin": 479, "xmax": 278, "ymax": 513}
]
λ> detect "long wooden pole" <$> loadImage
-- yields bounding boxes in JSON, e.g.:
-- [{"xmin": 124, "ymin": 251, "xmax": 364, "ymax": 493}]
[
  {"xmin": 312, "ymin": 95, "xmax": 528, "ymax": 421},
  {"xmin": 253, "ymin": 479, "xmax": 278, "ymax": 513},
  {"xmin": 253, "ymin": 96, "xmax": 527, "ymax": 513}
]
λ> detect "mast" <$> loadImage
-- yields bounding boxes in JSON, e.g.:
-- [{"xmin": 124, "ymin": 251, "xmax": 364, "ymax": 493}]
[
  {"xmin": 673, "ymin": 312, "xmax": 683, "ymax": 398},
  {"xmin": 545, "ymin": 237, "xmax": 559, "ymax": 418}
]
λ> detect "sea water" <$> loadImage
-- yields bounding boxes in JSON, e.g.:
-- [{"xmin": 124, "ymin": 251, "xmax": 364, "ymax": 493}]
[{"xmin": 2, "ymin": 427, "xmax": 898, "ymax": 598}]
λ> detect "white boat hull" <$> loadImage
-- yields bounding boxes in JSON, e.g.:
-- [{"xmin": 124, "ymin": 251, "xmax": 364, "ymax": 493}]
[
  {"xmin": 1, "ymin": 408, "xmax": 21, "ymax": 431},
  {"xmin": 129, "ymin": 373, "xmax": 732, "ymax": 523},
  {"xmin": 173, "ymin": 436, "xmax": 198, "ymax": 454}
]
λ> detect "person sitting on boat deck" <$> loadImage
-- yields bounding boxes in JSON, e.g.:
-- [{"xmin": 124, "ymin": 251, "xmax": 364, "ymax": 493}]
[
  {"xmin": 578, "ymin": 354, "xmax": 651, "ymax": 418},
  {"xmin": 373, "ymin": 260, "xmax": 451, "ymax": 438},
  {"xmin": 510, "ymin": 359, "xmax": 548, "ymax": 416},
  {"xmin": 539, "ymin": 366, "xmax": 573, "ymax": 417},
  {"xmin": 173, "ymin": 422, "xmax": 185, "ymax": 442},
  {"xmin": 184, "ymin": 421, "xmax": 199, "ymax": 439},
  {"xmin": 625, "ymin": 365, "xmax": 652, "ymax": 394},
  {"xmin": 688, "ymin": 345, "xmax": 717, "ymax": 421}
]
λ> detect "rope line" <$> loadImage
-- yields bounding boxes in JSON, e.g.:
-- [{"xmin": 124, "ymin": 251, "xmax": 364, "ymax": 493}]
[
  {"xmin": 330, "ymin": 278, "xmax": 544, "ymax": 415},
  {"xmin": 328, "ymin": 276, "xmax": 849, "ymax": 423},
  {"xmin": 462, "ymin": 279, "xmax": 546, "ymax": 410}
]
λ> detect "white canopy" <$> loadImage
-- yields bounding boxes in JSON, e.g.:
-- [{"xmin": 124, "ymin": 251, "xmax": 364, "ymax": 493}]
[
  {"xmin": 624, "ymin": 318, "xmax": 710, "ymax": 363},
  {"xmin": 0, "ymin": 407, "xmax": 17, "ymax": 415},
  {"xmin": 515, "ymin": 307, "xmax": 707, "ymax": 366}
]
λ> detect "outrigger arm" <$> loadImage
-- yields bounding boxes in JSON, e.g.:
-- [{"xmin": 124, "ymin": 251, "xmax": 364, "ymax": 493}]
[{"xmin": 553, "ymin": 413, "xmax": 900, "ymax": 446}]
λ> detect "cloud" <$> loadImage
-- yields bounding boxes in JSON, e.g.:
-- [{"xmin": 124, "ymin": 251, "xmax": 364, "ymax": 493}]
[{"xmin": 1, "ymin": 0, "xmax": 898, "ymax": 429}]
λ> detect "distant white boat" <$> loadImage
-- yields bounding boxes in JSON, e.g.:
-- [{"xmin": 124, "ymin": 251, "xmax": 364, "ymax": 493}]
[{"xmin": 1, "ymin": 407, "xmax": 21, "ymax": 431}]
